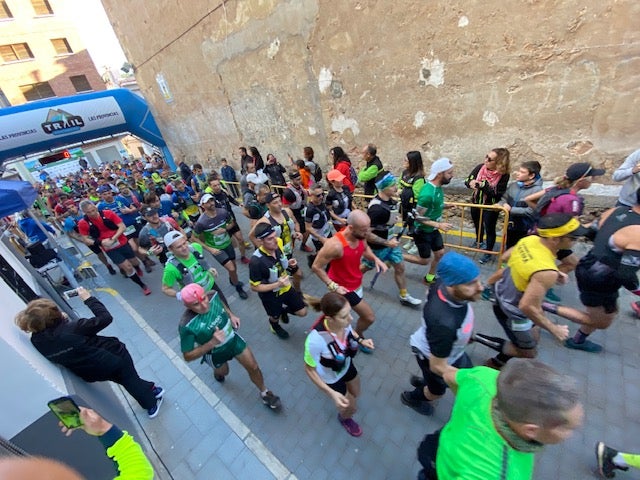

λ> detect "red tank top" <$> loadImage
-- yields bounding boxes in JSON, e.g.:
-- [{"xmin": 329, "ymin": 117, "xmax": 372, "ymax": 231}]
[{"xmin": 328, "ymin": 231, "xmax": 365, "ymax": 292}]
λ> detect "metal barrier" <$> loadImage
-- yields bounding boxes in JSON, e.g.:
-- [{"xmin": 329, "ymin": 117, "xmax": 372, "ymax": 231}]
[{"xmin": 219, "ymin": 180, "xmax": 509, "ymax": 262}]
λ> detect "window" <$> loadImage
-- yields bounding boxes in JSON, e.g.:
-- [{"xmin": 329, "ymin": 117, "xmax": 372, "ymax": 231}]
[
  {"xmin": 20, "ymin": 82, "xmax": 55, "ymax": 101},
  {"xmin": 70, "ymin": 75, "xmax": 92, "ymax": 93},
  {"xmin": 0, "ymin": 43, "xmax": 34, "ymax": 62},
  {"xmin": 51, "ymin": 38, "xmax": 72, "ymax": 55},
  {"xmin": 31, "ymin": 0, "xmax": 53, "ymax": 16},
  {"xmin": 1, "ymin": 1, "xmax": 13, "ymax": 19}
]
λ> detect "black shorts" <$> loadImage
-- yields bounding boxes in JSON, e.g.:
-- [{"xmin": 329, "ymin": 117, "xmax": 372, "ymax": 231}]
[
  {"xmin": 291, "ymin": 208, "xmax": 306, "ymax": 234},
  {"xmin": 343, "ymin": 288, "xmax": 363, "ymax": 307},
  {"xmin": 228, "ymin": 223, "xmax": 240, "ymax": 236},
  {"xmin": 493, "ymin": 303, "xmax": 537, "ymax": 350},
  {"xmin": 260, "ymin": 287, "xmax": 306, "ymax": 318},
  {"xmin": 88, "ymin": 242, "xmax": 102, "ymax": 255},
  {"xmin": 212, "ymin": 244, "xmax": 236, "ymax": 266},
  {"xmin": 557, "ymin": 248, "xmax": 573, "ymax": 261},
  {"xmin": 413, "ymin": 229, "xmax": 444, "ymax": 259},
  {"xmin": 575, "ymin": 260, "xmax": 620, "ymax": 314},
  {"xmin": 413, "ymin": 347, "xmax": 473, "ymax": 397},
  {"xmin": 327, "ymin": 362, "xmax": 358, "ymax": 395},
  {"xmin": 105, "ymin": 242, "xmax": 136, "ymax": 264}
]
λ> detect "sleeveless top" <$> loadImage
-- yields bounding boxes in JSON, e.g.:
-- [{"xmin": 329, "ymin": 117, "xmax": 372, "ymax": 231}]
[
  {"xmin": 590, "ymin": 206, "xmax": 640, "ymax": 267},
  {"xmin": 507, "ymin": 235, "xmax": 558, "ymax": 292},
  {"xmin": 327, "ymin": 231, "xmax": 365, "ymax": 291}
]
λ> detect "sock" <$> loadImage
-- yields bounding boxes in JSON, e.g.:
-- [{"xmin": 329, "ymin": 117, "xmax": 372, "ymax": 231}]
[
  {"xmin": 572, "ymin": 329, "xmax": 589, "ymax": 344},
  {"xmin": 399, "ymin": 289, "xmax": 408, "ymax": 298},
  {"xmin": 128, "ymin": 272, "xmax": 145, "ymax": 287},
  {"xmin": 260, "ymin": 389, "xmax": 269, "ymax": 397},
  {"xmin": 425, "ymin": 273, "xmax": 436, "ymax": 282}
]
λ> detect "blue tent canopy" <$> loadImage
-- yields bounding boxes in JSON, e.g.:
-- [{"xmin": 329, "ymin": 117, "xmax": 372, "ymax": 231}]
[{"xmin": 0, "ymin": 180, "xmax": 38, "ymax": 217}]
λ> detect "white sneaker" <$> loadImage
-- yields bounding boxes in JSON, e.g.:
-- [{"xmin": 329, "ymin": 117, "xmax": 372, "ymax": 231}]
[
  {"xmin": 403, "ymin": 241, "xmax": 414, "ymax": 251},
  {"xmin": 399, "ymin": 293, "xmax": 422, "ymax": 306},
  {"xmin": 407, "ymin": 245, "xmax": 419, "ymax": 255}
]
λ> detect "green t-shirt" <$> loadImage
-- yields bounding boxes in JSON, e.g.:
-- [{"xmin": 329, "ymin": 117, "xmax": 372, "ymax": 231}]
[
  {"xmin": 415, "ymin": 182, "xmax": 444, "ymax": 233},
  {"xmin": 179, "ymin": 293, "xmax": 234, "ymax": 353},
  {"xmin": 437, "ymin": 367, "xmax": 535, "ymax": 480},
  {"xmin": 161, "ymin": 243, "xmax": 215, "ymax": 291}
]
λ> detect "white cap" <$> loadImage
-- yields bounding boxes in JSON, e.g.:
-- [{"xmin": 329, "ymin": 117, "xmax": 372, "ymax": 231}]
[
  {"xmin": 199, "ymin": 193, "xmax": 214, "ymax": 206},
  {"xmin": 246, "ymin": 173, "xmax": 259, "ymax": 184},
  {"xmin": 427, "ymin": 157, "xmax": 453, "ymax": 181},
  {"xmin": 164, "ymin": 231, "xmax": 184, "ymax": 248}
]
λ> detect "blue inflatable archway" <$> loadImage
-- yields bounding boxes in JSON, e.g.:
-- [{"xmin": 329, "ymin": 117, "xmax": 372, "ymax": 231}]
[{"xmin": 0, "ymin": 88, "xmax": 175, "ymax": 169}]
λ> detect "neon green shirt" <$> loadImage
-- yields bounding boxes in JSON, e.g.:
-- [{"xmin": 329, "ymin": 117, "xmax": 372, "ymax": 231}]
[{"xmin": 437, "ymin": 367, "xmax": 535, "ymax": 480}]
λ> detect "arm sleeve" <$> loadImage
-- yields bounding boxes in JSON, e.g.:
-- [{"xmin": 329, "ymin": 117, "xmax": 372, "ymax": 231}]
[
  {"xmin": 358, "ymin": 164, "xmax": 380, "ymax": 182},
  {"xmin": 104, "ymin": 429, "xmax": 154, "ymax": 480},
  {"xmin": 613, "ymin": 150, "xmax": 640, "ymax": 182},
  {"xmin": 74, "ymin": 297, "xmax": 113, "ymax": 334}
]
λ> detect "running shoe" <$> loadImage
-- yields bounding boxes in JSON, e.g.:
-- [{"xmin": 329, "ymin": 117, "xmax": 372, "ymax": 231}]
[
  {"xmin": 400, "ymin": 392, "xmax": 434, "ymax": 416},
  {"xmin": 147, "ymin": 397, "xmax": 163, "ymax": 418},
  {"xmin": 142, "ymin": 285, "xmax": 152, "ymax": 296},
  {"xmin": 261, "ymin": 391, "xmax": 282, "ymax": 410},
  {"xmin": 545, "ymin": 288, "xmax": 562, "ymax": 304},
  {"xmin": 481, "ymin": 285, "xmax": 496, "ymax": 303},
  {"xmin": 596, "ymin": 441, "xmax": 627, "ymax": 478},
  {"xmin": 151, "ymin": 386, "xmax": 164, "ymax": 399},
  {"xmin": 107, "ymin": 265, "xmax": 116, "ymax": 275},
  {"xmin": 564, "ymin": 338, "xmax": 602, "ymax": 353},
  {"xmin": 359, "ymin": 343, "xmax": 373, "ymax": 354},
  {"xmin": 409, "ymin": 375, "xmax": 425, "ymax": 389},
  {"xmin": 407, "ymin": 244, "xmax": 419, "ymax": 255},
  {"xmin": 240, "ymin": 256, "xmax": 251, "ymax": 264},
  {"xmin": 478, "ymin": 253, "xmax": 492, "ymax": 264},
  {"xmin": 300, "ymin": 244, "xmax": 314, "ymax": 253},
  {"xmin": 399, "ymin": 293, "xmax": 422, "ymax": 307},
  {"xmin": 338, "ymin": 415, "xmax": 362, "ymax": 437},
  {"xmin": 214, "ymin": 374, "xmax": 225, "ymax": 383},
  {"xmin": 631, "ymin": 301, "xmax": 640, "ymax": 318},
  {"xmin": 270, "ymin": 323, "xmax": 290, "ymax": 339},
  {"xmin": 235, "ymin": 284, "xmax": 248, "ymax": 300}
]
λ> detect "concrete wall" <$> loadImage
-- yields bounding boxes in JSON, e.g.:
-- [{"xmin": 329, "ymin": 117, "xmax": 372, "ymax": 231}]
[{"xmin": 100, "ymin": 0, "xmax": 640, "ymax": 179}]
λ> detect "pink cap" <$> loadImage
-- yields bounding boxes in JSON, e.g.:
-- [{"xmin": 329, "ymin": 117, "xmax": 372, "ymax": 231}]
[
  {"xmin": 327, "ymin": 169, "xmax": 346, "ymax": 182},
  {"xmin": 180, "ymin": 283, "xmax": 205, "ymax": 305}
]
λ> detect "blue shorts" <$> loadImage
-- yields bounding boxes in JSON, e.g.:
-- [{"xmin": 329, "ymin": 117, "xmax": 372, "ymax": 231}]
[{"xmin": 363, "ymin": 246, "xmax": 403, "ymax": 267}]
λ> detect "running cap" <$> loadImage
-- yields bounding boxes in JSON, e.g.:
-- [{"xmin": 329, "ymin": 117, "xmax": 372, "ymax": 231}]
[
  {"xmin": 565, "ymin": 162, "xmax": 605, "ymax": 182},
  {"xmin": 141, "ymin": 206, "xmax": 158, "ymax": 217},
  {"xmin": 246, "ymin": 173, "xmax": 260, "ymax": 184},
  {"xmin": 288, "ymin": 169, "xmax": 301, "ymax": 179},
  {"xmin": 264, "ymin": 192, "xmax": 280, "ymax": 204},
  {"xmin": 180, "ymin": 283, "xmax": 206, "ymax": 305},
  {"xmin": 199, "ymin": 193, "xmax": 214, "ymax": 206},
  {"xmin": 537, "ymin": 213, "xmax": 589, "ymax": 238},
  {"xmin": 254, "ymin": 223, "xmax": 275, "ymax": 239},
  {"xmin": 327, "ymin": 169, "xmax": 346, "ymax": 182},
  {"xmin": 427, "ymin": 157, "xmax": 453, "ymax": 181},
  {"xmin": 97, "ymin": 185, "xmax": 111, "ymax": 194},
  {"xmin": 164, "ymin": 230, "xmax": 184, "ymax": 248},
  {"xmin": 437, "ymin": 251, "xmax": 480, "ymax": 286}
]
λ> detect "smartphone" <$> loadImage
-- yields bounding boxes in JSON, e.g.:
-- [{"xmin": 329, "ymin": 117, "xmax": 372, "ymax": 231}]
[
  {"xmin": 63, "ymin": 289, "xmax": 79, "ymax": 300},
  {"xmin": 48, "ymin": 396, "xmax": 83, "ymax": 429}
]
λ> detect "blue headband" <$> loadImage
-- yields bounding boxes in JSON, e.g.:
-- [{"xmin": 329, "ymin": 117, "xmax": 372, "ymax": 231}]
[{"xmin": 437, "ymin": 252, "xmax": 480, "ymax": 286}]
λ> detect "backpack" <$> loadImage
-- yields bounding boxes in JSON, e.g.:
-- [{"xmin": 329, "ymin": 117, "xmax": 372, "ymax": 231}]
[
  {"xmin": 168, "ymin": 246, "xmax": 210, "ymax": 286},
  {"xmin": 348, "ymin": 164, "xmax": 358, "ymax": 188},
  {"xmin": 313, "ymin": 163, "xmax": 323, "ymax": 182},
  {"xmin": 533, "ymin": 188, "xmax": 572, "ymax": 220},
  {"xmin": 83, "ymin": 212, "xmax": 119, "ymax": 240}
]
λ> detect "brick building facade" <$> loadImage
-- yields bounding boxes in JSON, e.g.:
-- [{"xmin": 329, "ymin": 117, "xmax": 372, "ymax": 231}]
[{"xmin": 0, "ymin": 0, "xmax": 105, "ymax": 106}]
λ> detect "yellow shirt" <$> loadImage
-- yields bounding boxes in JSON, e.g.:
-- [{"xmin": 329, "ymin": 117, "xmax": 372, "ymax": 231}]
[{"xmin": 508, "ymin": 236, "xmax": 557, "ymax": 292}]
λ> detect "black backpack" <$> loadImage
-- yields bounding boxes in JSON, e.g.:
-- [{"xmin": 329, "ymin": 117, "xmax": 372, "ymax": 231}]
[
  {"xmin": 83, "ymin": 211, "xmax": 119, "ymax": 240},
  {"xmin": 313, "ymin": 163, "xmax": 323, "ymax": 182}
]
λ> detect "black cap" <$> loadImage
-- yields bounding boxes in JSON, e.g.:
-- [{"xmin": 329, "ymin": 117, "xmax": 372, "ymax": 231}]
[
  {"xmin": 141, "ymin": 207, "xmax": 159, "ymax": 217},
  {"xmin": 565, "ymin": 163, "xmax": 605, "ymax": 181},
  {"xmin": 254, "ymin": 223, "xmax": 275, "ymax": 239}
]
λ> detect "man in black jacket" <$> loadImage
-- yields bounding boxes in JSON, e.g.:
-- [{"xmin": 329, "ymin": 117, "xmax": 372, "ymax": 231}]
[{"xmin": 15, "ymin": 288, "xmax": 164, "ymax": 418}]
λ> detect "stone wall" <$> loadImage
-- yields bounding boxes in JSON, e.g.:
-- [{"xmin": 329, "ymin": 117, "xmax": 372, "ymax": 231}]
[{"xmin": 101, "ymin": 0, "xmax": 640, "ymax": 180}]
